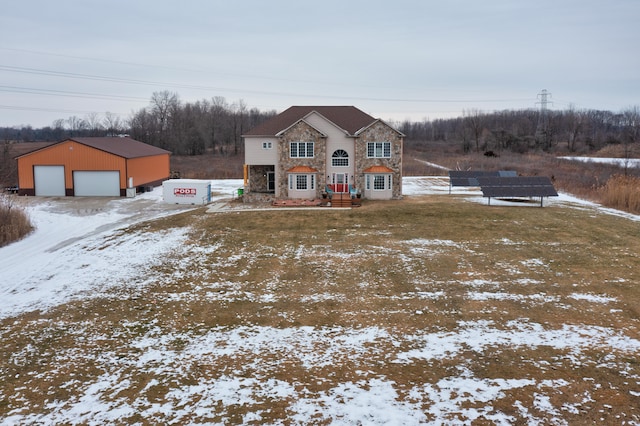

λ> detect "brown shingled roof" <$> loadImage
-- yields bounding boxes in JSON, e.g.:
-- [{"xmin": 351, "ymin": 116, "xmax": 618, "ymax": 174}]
[
  {"xmin": 243, "ymin": 106, "xmax": 376, "ymax": 137},
  {"xmin": 17, "ymin": 137, "xmax": 170, "ymax": 159},
  {"xmin": 70, "ymin": 137, "xmax": 170, "ymax": 158}
]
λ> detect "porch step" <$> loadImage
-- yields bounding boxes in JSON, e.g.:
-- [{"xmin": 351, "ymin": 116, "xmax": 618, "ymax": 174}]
[
  {"xmin": 331, "ymin": 199, "xmax": 352, "ymax": 207},
  {"xmin": 330, "ymin": 193, "xmax": 354, "ymax": 207}
]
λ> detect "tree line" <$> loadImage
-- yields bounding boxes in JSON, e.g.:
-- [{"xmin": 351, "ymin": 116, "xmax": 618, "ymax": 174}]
[
  {"xmin": 128, "ymin": 92, "xmax": 277, "ymax": 155},
  {"xmin": 398, "ymin": 106, "xmax": 640, "ymax": 155},
  {"xmin": 1, "ymin": 91, "xmax": 277, "ymax": 156},
  {"xmin": 2, "ymin": 91, "xmax": 638, "ymax": 157}
]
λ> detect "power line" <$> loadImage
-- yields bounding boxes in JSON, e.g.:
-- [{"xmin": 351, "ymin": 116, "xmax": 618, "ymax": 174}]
[
  {"xmin": 0, "ymin": 85, "xmax": 149, "ymax": 103},
  {"xmin": 0, "ymin": 46, "xmax": 374, "ymax": 89},
  {"xmin": 0, "ymin": 104, "xmax": 128, "ymax": 116},
  {"xmin": 0, "ymin": 65, "xmax": 535, "ymax": 105}
]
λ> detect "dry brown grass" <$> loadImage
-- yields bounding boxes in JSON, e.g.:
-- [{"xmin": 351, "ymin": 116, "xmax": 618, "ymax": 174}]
[
  {"xmin": 600, "ymin": 175, "xmax": 640, "ymax": 212},
  {"xmin": 0, "ymin": 194, "xmax": 33, "ymax": 247},
  {"xmin": 2, "ymin": 194, "xmax": 640, "ymax": 423},
  {"xmin": 406, "ymin": 140, "xmax": 640, "ymax": 214},
  {"xmin": 170, "ymin": 153, "xmax": 244, "ymax": 179}
]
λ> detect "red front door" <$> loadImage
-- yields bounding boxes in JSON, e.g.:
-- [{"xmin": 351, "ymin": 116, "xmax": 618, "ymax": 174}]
[{"xmin": 332, "ymin": 173, "xmax": 348, "ymax": 193}]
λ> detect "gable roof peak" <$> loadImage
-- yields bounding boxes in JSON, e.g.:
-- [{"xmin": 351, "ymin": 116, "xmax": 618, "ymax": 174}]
[
  {"xmin": 354, "ymin": 118, "xmax": 406, "ymax": 137},
  {"xmin": 243, "ymin": 105, "xmax": 376, "ymax": 137},
  {"xmin": 274, "ymin": 117, "xmax": 328, "ymax": 137}
]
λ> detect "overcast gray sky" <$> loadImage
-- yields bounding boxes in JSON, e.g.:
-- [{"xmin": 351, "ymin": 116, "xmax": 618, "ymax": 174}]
[{"xmin": 1, "ymin": 0, "xmax": 638, "ymax": 128}]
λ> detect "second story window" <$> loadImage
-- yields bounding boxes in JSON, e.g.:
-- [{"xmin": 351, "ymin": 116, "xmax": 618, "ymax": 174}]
[
  {"xmin": 290, "ymin": 141, "xmax": 314, "ymax": 158},
  {"xmin": 367, "ymin": 142, "xmax": 391, "ymax": 158},
  {"xmin": 262, "ymin": 141, "xmax": 272, "ymax": 149},
  {"xmin": 331, "ymin": 149, "xmax": 349, "ymax": 167}
]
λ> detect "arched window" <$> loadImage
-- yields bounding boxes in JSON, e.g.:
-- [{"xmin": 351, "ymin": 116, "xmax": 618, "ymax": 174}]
[{"xmin": 331, "ymin": 149, "xmax": 349, "ymax": 167}]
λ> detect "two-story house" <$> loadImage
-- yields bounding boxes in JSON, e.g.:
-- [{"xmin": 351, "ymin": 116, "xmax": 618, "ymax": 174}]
[{"xmin": 242, "ymin": 106, "xmax": 404, "ymax": 203}]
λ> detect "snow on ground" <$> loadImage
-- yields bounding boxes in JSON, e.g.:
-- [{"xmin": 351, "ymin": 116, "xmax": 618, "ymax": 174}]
[
  {"xmin": 0, "ymin": 176, "xmax": 495, "ymax": 319},
  {"xmin": 2, "ymin": 176, "xmax": 640, "ymax": 424},
  {"xmin": 560, "ymin": 156, "xmax": 640, "ymax": 168},
  {"xmin": 403, "ymin": 175, "xmax": 640, "ymax": 221},
  {"xmin": 0, "ymin": 179, "xmax": 244, "ymax": 319}
]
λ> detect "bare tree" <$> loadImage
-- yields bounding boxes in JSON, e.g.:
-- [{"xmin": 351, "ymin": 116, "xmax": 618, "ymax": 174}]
[
  {"xmin": 463, "ymin": 109, "xmax": 485, "ymax": 153},
  {"xmin": 85, "ymin": 113, "xmax": 104, "ymax": 136},
  {"xmin": 455, "ymin": 119, "xmax": 472, "ymax": 153},
  {"xmin": 66, "ymin": 116, "xmax": 87, "ymax": 136},
  {"xmin": 103, "ymin": 112, "xmax": 124, "ymax": 136},
  {"xmin": 565, "ymin": 106, "xmax": 584, "ymax": 152},
  {"xmin": 231, "ymin": 99, "xmax": 247, "ymax": 155},
  {"xmin": 150, "ymin": 91, "xmax": 180, "ymax": 149},
  {"xmin": 209, "ymin": 96, "xmax": 228, "ymax": 154},
  {"xmin": 129, "ymin": 109, "xmax": 154, "ymax": 143}
]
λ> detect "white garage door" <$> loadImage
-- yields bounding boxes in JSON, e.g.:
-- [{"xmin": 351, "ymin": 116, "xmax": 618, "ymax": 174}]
[
  {"xmin": 34, "ymin": 165, "xmax": 65, "ymax": 196},
  {"xmin": 73, "ymin": 171, "xmax": 120, "ymax": 196}
]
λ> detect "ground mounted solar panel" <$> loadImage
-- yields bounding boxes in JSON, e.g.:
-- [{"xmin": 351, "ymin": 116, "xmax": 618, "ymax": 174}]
[
  {"xmin": 477, "ymin": 176, "xmax": 558, "ymax": 207},
  {"xmin": 448, "ymin": 170, "xmax": 517, "ymax": 193}
]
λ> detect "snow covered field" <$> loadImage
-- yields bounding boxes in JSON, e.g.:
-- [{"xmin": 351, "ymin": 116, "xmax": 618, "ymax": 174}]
[{"xmin": 1, "ymin": 177, "xmax": 640, "ymax": 424}]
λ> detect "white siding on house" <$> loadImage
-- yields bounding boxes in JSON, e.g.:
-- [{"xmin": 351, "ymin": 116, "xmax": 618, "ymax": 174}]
[
  {"xmin": 304, "ymin": 112, "xmax": 355, "ymax": 185},
  {"xmin": 364, "ymin": 174, "xmax": 393, "ymax": 199},
  {"xmin": 287, "ymin": 173, "xmax": 316, "ymax": 199},
  {"xmin": 245, "ymin": 137, "xmax": 278, "ymax": 164}
]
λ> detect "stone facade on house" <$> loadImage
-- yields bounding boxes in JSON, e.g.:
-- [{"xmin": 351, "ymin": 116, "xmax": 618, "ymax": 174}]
[
  {"xmin": 242, "ymin": 106, "xmax": 404, "ymax": 202},
  {"xmin": 355, "ymin": 121, "xmax": 404, "ymax": 199},
  {"xmin": 277, "ymin": 121, "xmax": 327, "ymax": 199},
  {"xmin": 247, "ymin": 165, "xmax": 271, "ymax": 193}
]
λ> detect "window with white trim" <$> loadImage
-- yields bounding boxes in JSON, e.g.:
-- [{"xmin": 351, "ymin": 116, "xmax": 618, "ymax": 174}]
[
  {"xmin": 331, "ymin": 149, "xmax": 349, "ymax": 167},
  {"xmin": 290, "ymin": 141, "xmax": 314, "ymax": 158},
  {"xmin": 296, "ymin": 175, "xmax": 307, "ymax": 190},
  {"xmin": 262, "ymin": 141, "xmax": 272, "ymax": 149},
  {"xmin": 366, "ymin": 174, "xmax": 392, "ymax": 190},
  {"xmin": 289, "ymin": 174, "xmax": 316, "ymax": 190},
  {"xmin": 367, "ymin": 142, "xmax": 391, "ymax": 158},
  {"xmin": 373, "ymin": 175, "xmax": 385, "ymax": 190}
]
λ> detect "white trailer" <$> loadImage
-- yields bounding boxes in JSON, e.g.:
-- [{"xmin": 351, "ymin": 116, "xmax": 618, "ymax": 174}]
[{"xmin": 162, "ymin": 179, "xmax": 212, "ymax": 205}]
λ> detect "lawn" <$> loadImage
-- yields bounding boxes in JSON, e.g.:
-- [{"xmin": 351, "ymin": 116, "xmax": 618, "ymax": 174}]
[{"xmin": 1, "ymin": 190, "xmax": 640, "ymax": 424}]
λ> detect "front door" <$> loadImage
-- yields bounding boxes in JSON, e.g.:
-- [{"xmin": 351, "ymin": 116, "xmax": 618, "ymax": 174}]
[{"xmin": 332, "ymin": 173, "xmax": 348, "ymax": 193}]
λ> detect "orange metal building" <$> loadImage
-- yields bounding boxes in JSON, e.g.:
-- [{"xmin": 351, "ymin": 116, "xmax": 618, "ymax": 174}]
[{"xmin": 16, "ymin": 137, "xmax": 170, "ymax": 196}]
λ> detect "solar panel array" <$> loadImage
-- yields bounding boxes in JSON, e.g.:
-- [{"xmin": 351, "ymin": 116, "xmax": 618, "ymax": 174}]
[
  {"xmin": 448, "ymin": 170, "xmax": 558, "ymax": 206},
  {"xmin": 477, "ymin": 176, "xmax": 558, "ymax": 198},
  {"xmin": 448, "ymin": 170, "xmax": 517, "ymax": 187}
]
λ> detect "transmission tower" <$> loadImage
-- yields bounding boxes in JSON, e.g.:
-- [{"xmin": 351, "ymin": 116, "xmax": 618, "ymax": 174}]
[
  {"xmin": 535, "ymin": 89, "xmax": 553, "ymax": 148},
  {"xmin": 536, "ymin": 89, "xmax": 553, "ymax": 111}
]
